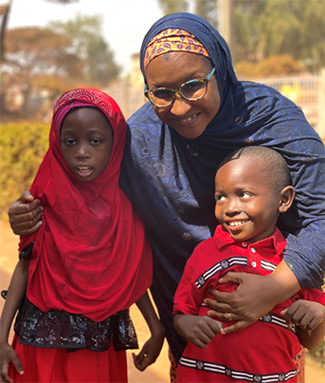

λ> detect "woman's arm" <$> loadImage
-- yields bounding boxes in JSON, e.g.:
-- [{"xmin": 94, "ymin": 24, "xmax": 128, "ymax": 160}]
[
  {"xmin": 8, "ymin": 191, "xmax": 43, "ymax": 236},
  {"xmin": 0, "ymin": 260, "xmax": 29, "ymax": 381},
  {"xmin": 132, "ymin": 291, "xmax": 165, "ymax": 371},
  {"xmin": 205, "ymin": 261, "xmax": 301, "ymax": 334}
]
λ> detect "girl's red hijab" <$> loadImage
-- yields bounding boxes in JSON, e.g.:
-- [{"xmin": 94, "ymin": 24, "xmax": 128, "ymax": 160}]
[{"xmin": 20, "ymin": 88, "xmax": 152, "ymax": 321}]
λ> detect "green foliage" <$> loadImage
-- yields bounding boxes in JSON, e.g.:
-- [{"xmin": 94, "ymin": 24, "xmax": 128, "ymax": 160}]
[
  {"xmin": 0, "ymin": 122, "xmax": 50, "ymax": 220},
  {"xmin": 50, "ymin": 14, "xmax": 120, "ymax": 87},
  {"xmin": 233, "ymin": 0, "xmax": 325, "ymax": 71},
  {"xmin": 236, "ymin": 55, "xmax": 306, "ymax": 78},
  {"xmin": 157, "ymin": 0, "xmax": 189, "ymax": 14},
  {"xmin": 194, "ymin": 0, "xmax": 218, "ymax": 28}
]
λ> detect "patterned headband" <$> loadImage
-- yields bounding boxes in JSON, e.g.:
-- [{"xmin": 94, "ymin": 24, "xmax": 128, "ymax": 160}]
[{"xmin": 144, "ymin": 28, "xmax": 209, "ymax": 68}]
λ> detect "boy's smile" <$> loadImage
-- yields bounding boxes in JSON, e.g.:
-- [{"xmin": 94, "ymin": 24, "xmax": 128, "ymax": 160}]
[{"xmin": 214, "ymin": 157, "xmax": 283, "ymax": 243}]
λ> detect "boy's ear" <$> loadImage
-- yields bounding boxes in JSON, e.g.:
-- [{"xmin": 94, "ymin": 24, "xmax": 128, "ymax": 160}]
[{"xmin": 278, "ymin": 186, "xmax": 295, "ymax": 213}]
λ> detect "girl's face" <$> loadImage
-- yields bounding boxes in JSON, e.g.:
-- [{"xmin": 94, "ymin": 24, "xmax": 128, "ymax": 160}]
[
  {"xmin": 214, "ymin": 158, "xmax": 283, "ymax": 243},
  {"xmin": 144, "ymin": 52, "xmax": 220, "ymax": 139},
  {"xmin": 60, "ymin": 108, "xmax": 113, "ymax": 182}
]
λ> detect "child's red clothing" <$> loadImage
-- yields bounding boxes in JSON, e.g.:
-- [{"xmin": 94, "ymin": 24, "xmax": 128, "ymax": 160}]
[
  {"xmin": 173, "ymin": 226, "xmax": 324, "ymax": 383},
  {"xmin": 9, "ymin": 335, "xmax": 127, "ymax": 383},
  {"xmin": 11, "ymin": 89, "xmax": 153, "ymax": 382}
]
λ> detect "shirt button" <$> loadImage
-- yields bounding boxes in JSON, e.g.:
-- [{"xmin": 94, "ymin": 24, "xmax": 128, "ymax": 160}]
[
  {"xmin": 182, "ymin": 232, "xmax": 192, "ymax": 241},
  {"xmin": 242, "ymin": 242, "xmax": 248, "ymax": 247},
  {"xmin": 251, "ymin": 261, "xmax": 257, "ymax": 268},
  {"xmin": 251, "ymin": 247, "xmax": 256, "ymax": 253}
]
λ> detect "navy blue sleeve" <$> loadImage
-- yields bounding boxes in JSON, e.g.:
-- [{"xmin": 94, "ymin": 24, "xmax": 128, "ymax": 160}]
[
  {"xmin": 266, "ymin": 113, "xmax": 325, "ymax": 289},
  {"xmin": 279, "ymin": 137, "xmax": 325, "ymax": 289}
]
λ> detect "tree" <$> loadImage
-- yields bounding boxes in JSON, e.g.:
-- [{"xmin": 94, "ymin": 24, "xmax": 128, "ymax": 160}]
[
  {"xmin": 2, "ymin": 26, "xmax": 82, "ymax": 115},
  {"xmin": 50, "ymin": 15, "xmax": 120, "ymax": 87},
  {"xmin": 157, "ymin": 0, "xmax": 189, "ymax": 14},
  {"xmin": 194, "ymin": 0, "xmax": 218, "ymax": 28},
  {"xmin": 232, "ymin": 0, "xmax": 325, "ymax": 71},
  {"xmin": 1, "ymin": 14, "xmax": 121, "ymax": 117},
  {"xmin": 157, "ymin": 0, "xmax": 324, "ymax": 72}
]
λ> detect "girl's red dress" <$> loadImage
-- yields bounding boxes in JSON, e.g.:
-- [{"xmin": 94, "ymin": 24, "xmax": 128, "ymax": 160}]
[{"xmin": 9, "ymin": 88, "xmax": 152, "ymax": 382}]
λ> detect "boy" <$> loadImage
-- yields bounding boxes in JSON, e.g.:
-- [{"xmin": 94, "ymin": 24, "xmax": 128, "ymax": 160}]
[{"xmin": 173, "ymin": 146, "xmax": 324, "ymax": 382}]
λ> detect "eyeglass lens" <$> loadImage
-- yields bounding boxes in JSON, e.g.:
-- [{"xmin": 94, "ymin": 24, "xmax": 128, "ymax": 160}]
[{"xmin": 151, "ymin": 80, "xmax": 206, "ymax": 106}]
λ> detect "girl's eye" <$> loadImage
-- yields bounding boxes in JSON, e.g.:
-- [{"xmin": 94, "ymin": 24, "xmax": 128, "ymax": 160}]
[
  {"xmin": 63, "ymin": 138, "xmax": 76, "ymax": 146},
  {"xmin": 90, "ymin": 138, "xmax": 102, "ymax": 145}
]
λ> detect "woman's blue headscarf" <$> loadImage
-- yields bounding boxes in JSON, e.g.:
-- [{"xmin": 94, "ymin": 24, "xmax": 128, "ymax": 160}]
[
  {"xmin": 122, "ymin": 12, "xmax": 325, "ymax": 363},
  {"xmin": 140, "ymin": 12, "xmax": 237, "ymax": 97}
]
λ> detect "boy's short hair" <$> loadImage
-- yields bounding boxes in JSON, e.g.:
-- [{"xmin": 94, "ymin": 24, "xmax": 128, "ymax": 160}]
[{"xmin": 218, "ymin": 146, "xmax": 292, "ymax": 192}]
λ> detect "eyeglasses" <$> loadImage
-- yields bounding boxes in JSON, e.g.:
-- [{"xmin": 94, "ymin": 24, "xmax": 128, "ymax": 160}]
[{"xmin": 144, "ymin": 67, "xmax": 216, "ymax": 108}]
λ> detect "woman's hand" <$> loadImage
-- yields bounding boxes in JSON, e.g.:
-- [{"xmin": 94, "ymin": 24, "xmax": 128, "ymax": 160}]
[
  {"xmin": 8, "ymin": 191, "xmax": 43, "ymax": 236},
  {"xmin": 205, "ymin": 262, "xmax": 300, "ymax": 334}
]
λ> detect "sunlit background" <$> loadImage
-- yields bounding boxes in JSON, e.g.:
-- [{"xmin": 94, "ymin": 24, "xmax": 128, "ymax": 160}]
[{"xmin": 0, "ymin": 1, "xmax": 324, "ymax": 381}]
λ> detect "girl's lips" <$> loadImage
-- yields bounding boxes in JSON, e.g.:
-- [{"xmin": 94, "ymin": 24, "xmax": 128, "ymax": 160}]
[{"xmin": 75, "ymin": 166, "xmax": 93, "ymax": 178}]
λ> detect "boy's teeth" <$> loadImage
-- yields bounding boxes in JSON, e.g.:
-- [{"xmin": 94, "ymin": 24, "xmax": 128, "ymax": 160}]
[{"xmin": 229, "ymin": 221, "xmax": 246, "ymax": 226}]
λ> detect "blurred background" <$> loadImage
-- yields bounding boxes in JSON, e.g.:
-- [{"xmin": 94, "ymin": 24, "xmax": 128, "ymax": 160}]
[{"xmin": 0, "ymin": 1, "xmax": 324, "ymax": 381}]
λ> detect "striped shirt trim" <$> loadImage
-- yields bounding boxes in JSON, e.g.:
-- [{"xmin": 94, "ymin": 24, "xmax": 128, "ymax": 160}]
[
  {"xmin": 179, "ymin": 356, "xmax": 298, "ymax": 382},
  {"xmin": 195, "ymin": 256, "xmax": 277, "ymax": 289},
  {"xmin": 198, "ymin": 307, "xmax": 297, "ymax": 334},
  {"xmin": 195, "ymin": 257, "xmax": 247, "ymax": 289},
  {"xmin": 259, "ymin": 313, "xmax": 297, "ymax": 333}
]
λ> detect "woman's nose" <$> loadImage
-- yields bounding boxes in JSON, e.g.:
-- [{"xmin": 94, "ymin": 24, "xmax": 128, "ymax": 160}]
[{"xmin": 169, "ymin": 93, "xmax": 191, "ymax": 116}]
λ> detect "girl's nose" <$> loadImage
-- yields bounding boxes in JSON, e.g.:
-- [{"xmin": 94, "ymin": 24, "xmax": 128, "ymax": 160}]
[{"xmin": 75, "ymin": 144, "xmax": 90, "ymax": 159}]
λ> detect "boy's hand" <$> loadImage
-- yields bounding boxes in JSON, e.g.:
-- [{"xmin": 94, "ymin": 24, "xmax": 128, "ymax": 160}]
[
  {"xmin": 281, "ymin": 300, "xmax": 325, "ymax": 331},
  {"xmin": 0, "ymin": 342, "xmax": 24, "ymax": 382},
  {"xmin": 132, "ymin": 332, "xmax": 164, "ymax": 372},
  {"xmin": 174, "ymin": 314, "xmax": 222, "ymax": 348}
]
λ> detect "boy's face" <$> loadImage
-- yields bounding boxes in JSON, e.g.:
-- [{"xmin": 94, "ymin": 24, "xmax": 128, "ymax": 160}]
[
  {"xmin": 214, "ymin": 157, "xmax": 282, "ymax": 243},
  {"xmin": 60, "ymin": 107, "xmax": 113, "ymax": 182}
]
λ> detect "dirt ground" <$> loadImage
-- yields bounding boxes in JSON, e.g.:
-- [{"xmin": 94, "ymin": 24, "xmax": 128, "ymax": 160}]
[{"xmin": 0, "ymin": 220, "xmax": 324, "ymax": 383}]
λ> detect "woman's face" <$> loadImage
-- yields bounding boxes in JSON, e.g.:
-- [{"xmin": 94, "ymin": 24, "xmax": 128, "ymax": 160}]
[{"xmin": 145, "ymin": 52, "xmax": 220, "ymax": 139}]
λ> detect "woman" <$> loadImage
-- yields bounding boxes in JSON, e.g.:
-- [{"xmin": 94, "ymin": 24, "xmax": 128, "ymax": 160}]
[{"xmin": 8, "ymin": 13, "xmax": 324, "ymax": 379}]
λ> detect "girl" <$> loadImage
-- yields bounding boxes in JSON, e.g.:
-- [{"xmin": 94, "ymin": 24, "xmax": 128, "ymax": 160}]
[{"xmin": 0, "ymin": 88, "xmax": 165, "ymax": 382}]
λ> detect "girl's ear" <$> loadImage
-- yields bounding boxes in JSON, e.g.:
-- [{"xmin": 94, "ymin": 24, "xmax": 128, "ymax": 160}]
[{"xmin": 278, "ymin": 186, "xmax": 295, "ymax": 213}]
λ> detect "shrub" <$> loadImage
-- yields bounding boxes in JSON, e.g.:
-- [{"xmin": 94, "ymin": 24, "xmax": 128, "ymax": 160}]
[
  {"xmin": 0, "ymin": 122, "xmax": 50, "ymax": 220},
  {"xmin": 236, "ymin": 55, "xmax": 306, "ymax": 79}
]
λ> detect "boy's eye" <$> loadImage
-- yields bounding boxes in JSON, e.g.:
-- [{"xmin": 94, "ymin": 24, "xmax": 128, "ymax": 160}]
[
  {"xmin": 240, "ymin": 191, "xmax": 251, "ymax": 199},
  {"xmin": 215, "ymin": 194, "xmax": 225, "ymax": 202}
]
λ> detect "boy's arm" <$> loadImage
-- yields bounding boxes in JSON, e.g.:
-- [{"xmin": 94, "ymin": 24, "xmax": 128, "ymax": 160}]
[
  {"xmin": 281, "ymin": 300, "xmax": 325, "ymax": 350},
  {"xmin": 132, "ymin": 291, "xmax": 165, "ymax": 372},
  {"xmin": 0, "ymin": 260, "xmax": 29, "ymax": 381},
  {"xmin": 173, "ymin": 313, "xmax": 222, "ymax": 348}
]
